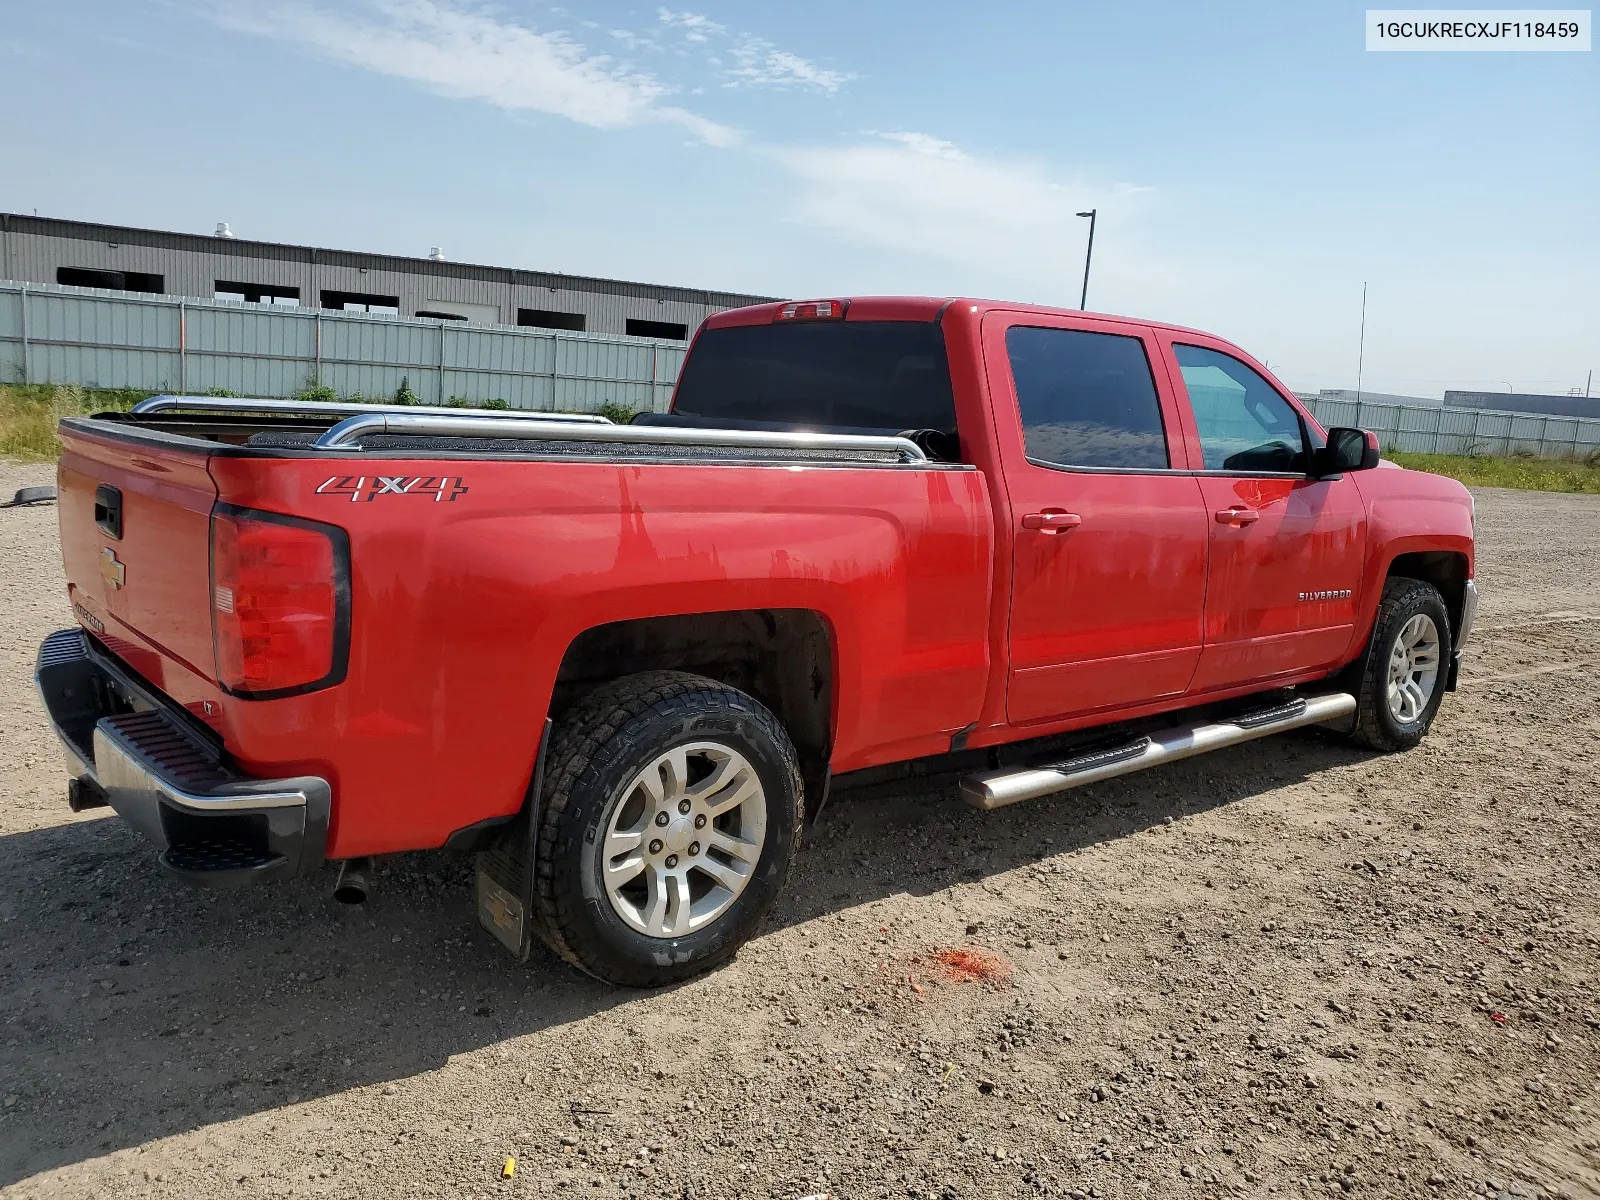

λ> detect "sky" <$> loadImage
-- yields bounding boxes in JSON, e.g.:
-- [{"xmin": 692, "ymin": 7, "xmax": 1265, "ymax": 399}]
[{"xmin": 0, "ymin": 0, "xmax": 1594, "ymax": 399}]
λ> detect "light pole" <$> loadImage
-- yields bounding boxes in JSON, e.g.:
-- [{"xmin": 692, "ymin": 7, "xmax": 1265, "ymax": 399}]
[{"xmin": 1076, "ymin": 210, "xmax": 1097, "ymax": 310}]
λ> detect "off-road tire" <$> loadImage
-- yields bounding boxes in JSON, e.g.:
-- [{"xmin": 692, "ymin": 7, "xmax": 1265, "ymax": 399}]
[
  {"xmin": 531, "ymin": 671, "xmax": 804, "ymax": 988},
  {"xmin": 1349, "ymin": 577, "xmax": 1452, "ymax": 752}
]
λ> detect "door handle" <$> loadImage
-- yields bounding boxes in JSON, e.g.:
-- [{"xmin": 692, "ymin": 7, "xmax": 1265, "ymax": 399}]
[
  {"xmin": 1022, "ymin": 511, "xmax": 1082, "ymax": 532},
  {"xmin": 1214, "ymin": 506, "xmax": 1260, "ymax": 525}
]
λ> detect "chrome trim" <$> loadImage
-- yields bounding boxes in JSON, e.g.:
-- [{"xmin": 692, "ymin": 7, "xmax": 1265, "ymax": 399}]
[
  {"xmin": 35, "ymin": 628, "xmax": 321, "ymax": 813},
  {"xmin": 309, "ymin": 412, "xmax": 931, "ymax": 461},
  {"xmin": 92, "ymin": 721, "xmax": 310, "ymax": 812},
  {"xmin": 959, "ymin": 692, "xmax": 1358, "ymax": 810},
  {"xmin": 58, "ymin": 738, "xmax": 94, "ymax": 779},
  {"xmin": 34, "ymin": 629, "xmax": 332, "ymax": 879},
  {"xmin": 1022, "ymin": 457, "xmax": 1324, "ymax": 481},
  {"xmin": 130, "ymin": 395, "xmax": 612, "ymax": 423},
  {"xmin": 1456, "ymin": 578, "xmax": 1479, "ymax": 655}
]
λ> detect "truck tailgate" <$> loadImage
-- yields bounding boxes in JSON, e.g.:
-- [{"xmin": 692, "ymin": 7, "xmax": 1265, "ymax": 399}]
[{"xmin": 58, "ymin": 427, "xmax": 219, "ymax": 695}]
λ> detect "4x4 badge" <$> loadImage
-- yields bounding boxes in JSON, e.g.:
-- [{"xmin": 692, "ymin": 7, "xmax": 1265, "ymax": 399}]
[
  {"xmin": 315, "ymin": 475, "xmax": 468, "ymax": 503},
  {"xmin": 99, "ymin": 548, "xmax": 125, "ymax": 590}
]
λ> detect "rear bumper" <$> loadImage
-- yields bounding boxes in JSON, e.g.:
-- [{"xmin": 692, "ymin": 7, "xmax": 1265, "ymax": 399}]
[{"xmin": 34, "ymin": 628, "xmax": 329, "ymax": 886}]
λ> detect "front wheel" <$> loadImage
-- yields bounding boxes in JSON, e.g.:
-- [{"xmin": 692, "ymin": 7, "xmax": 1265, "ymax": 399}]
[
  {"xmin": 532, "ymin": 671, "xmax": 804, "ymax": 987},
  {"xmin": 1349, "ymin": 577, "xmax": 1451, "ymax": 751}
]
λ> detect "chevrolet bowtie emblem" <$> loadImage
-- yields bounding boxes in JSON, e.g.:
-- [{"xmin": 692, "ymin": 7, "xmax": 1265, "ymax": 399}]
[{"xmin": 99, "ymin": 547, "xmax": 125, "ymax": 590}]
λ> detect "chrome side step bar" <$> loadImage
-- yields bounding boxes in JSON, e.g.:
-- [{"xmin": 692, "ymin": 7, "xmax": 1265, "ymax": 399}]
[{"xmin": 958, "ymin": 692, "xmax": 1357, "ymax": 810}]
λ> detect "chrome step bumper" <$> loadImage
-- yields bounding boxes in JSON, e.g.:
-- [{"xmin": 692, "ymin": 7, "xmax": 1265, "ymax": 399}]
[
  {"xmin": 34, "ymin": 628, "xmax": 329, "ymax": 885},
  {"xmin": 959, "ymin": 692, "xmax": 1358, "ymax": 810}
]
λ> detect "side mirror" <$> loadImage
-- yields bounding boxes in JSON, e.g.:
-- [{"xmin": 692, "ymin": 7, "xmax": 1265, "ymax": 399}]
[{"xmin": 1316, "ymin": 426, "xmax": 1380, "ymax": 476}]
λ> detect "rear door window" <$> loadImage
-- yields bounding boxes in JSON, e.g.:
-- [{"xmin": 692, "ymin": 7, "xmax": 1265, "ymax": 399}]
[
  {"xmin": 1004, "ymin": 326, "xmax": 1170, "ymax": 470},
  {"xmin": 671, "ymin": 321, "xmax": 957, "ymax": 438}
]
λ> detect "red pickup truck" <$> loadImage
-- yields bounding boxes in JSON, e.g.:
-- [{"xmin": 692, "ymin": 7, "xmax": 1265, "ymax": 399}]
[{"xmin": 37, "ymin": 296, "xmax": 1477, "ymax": 986}]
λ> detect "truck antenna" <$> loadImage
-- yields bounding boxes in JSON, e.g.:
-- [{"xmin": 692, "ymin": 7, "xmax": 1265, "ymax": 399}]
[{"xmin": 1355, "ymin": 282, "xmax": 1367, "ymax": 406}]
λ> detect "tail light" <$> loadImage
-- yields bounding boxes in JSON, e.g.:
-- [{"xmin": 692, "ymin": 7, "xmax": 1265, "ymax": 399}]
[
  {"xmin": 211, "ymin": 505, "xmax": 350, "ymax": 697},
  {"xmin": 774, "ymin": 299, "xmax": 848, "ymax": 321}
]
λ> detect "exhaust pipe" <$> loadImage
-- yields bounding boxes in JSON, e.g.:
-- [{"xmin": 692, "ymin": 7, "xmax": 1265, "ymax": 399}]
[{"xmin": 333, "ymin": 857, "xmax": 373, "ymax": 904}]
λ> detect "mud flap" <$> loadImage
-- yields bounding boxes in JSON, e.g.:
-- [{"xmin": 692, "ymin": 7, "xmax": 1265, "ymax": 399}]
[{"xmin": 474, "ymin": 719, "xmax": 551, "ymax": 963}]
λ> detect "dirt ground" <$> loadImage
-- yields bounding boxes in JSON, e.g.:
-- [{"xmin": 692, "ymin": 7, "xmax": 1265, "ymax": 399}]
[{"xmin": 1, "ymin": 459, "xmax": 1598, "ymax": 1200}]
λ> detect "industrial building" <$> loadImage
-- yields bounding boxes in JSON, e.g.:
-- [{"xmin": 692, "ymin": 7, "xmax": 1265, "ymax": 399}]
[
  {"xmin": 1445, "ymin": 389, "xmax": 1600, "ymax": 421},
  {"xmin": 1305, "ymin": 387, "xmax": 1442, "ymax": 408},
  {"xmin": 0, "ymin": 213, "xmax": 773, "ymax": 341},
  {"xmin": 1301, "ymin": 387, "xmax": 1600, "ymax": 421}
]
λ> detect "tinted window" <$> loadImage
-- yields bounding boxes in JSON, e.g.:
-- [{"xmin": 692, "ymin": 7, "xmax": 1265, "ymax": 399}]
[
  {"xmin": 1173, "ymin": 345, "xmax": 1308, "ymax": 473},
  {"xmin": 321, "ymin": 289, "xmax": 399, "ymax": 314},
  {"xmin": 627, "ymin": 318, "xmax": 688, "ymax": 340},
  {"xmin": 1004, "ymin": 326, "xmax": 1168, "ymax": 470},
  {"xmin": 673, "ymin": 321, "xmax": 957, "ymax": 438},
  {"xmin": 216, "ymin": 280, "xmax": 299, "ymax": 305},
  {"xmin": 519, "ymin": 308, "xmax": 585, "ymax": 331},
  {"xmin": 58, "ymin": 267, "xmax": 164, "ymax": 294}
]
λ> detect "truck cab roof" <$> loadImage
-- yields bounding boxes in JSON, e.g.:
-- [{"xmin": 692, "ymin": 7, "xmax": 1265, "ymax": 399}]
[{"xmin": 703, "ymin": 295, "xmax": 1231, "ymax": 346}]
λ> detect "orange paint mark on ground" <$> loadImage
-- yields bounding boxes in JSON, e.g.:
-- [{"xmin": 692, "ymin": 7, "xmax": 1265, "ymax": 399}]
[{"xmin": 932, "ymin": 948, "xmax": 1012, "ymax": 985}]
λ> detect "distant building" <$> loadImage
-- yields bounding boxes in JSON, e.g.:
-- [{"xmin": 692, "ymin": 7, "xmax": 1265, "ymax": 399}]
[
  {"xmin": 1305, "ymin": 388, "xmax": 1442, "ymax": 408},
  {"xmin": 0, "ymin": 213, "xmax": 774, "ymax": 341},
  {"xmin": 1444, "ymin": 390, "xmax": 1600, "ymax": 420}
]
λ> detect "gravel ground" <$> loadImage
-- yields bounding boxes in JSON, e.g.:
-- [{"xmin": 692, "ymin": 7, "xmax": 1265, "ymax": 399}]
[{"xmin": 1, "ymin": 460, "xmax": 1598, "ymax": 1200}]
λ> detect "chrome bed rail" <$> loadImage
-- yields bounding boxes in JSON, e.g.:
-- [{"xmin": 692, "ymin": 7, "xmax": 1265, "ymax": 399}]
[
  {"xmin": 130, "ymin": 395, "xmax": 612, "ymax": 423},
  {"xmin": 308, "ymin": 412, "xmax": 931, "ymax": 462}
]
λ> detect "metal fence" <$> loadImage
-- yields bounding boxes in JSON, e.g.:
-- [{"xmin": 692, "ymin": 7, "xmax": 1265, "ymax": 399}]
[
  {"xmin": 0, "ymin": 280, "xmax": 686, "ymax": 413},
  {"xmin": 1299, "ymin": 395, "xmax": 1600, "ymax": 460},
  {"xmin": 6, "ymin": 280, "xmax": 1596, "ymax": 458}
]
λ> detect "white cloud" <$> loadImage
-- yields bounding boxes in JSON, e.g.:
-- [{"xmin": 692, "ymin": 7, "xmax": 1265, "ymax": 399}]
[
  {"xmin": 208, "ymin": 0, "xmax": 739, "ymax": 146},
  {"xmin": 607, "ymin": 27, "xmax": 659, "ymax": 53},
  {"xmin": 727, "ymin": 37, "xmax": 853, "ymax": 92},
  {"xmin": 772, "ymin": 133, "xmax": 1108, "ymax": 284},
  {"xmin": 655, "ymin": 8, "xmax": 850, "ymax": 92},
  {"xmin": 657, "ymin": 8, "xmax": 725, "ymax": 43},
  {"xmin": 205, "ymin": 0, "xmax": 850, "ymax": 145}
]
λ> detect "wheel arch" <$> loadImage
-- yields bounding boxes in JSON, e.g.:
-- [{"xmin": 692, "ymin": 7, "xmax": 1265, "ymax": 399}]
[
  {"xmin": 1385, "ymin": 550, "xmax": 1470, "ymax": 646},
  {"xmin": 550, "ymin": 609, "xmax": 835, "ymax": 812}
]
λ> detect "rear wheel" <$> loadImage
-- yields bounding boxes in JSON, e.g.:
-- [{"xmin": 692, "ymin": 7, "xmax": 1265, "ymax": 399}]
[
  {"xmin": 532, "ymin": 671, "xmax": 803, "ymax": 987},
  {"xmin": 1349, "ymin": 577, "xmax": 1451, "ymax": 751}
]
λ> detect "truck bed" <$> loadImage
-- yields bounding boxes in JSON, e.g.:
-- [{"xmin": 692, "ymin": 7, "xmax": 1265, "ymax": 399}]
[
  {"xmin": 53, "ymin": 400, "xmax": 995, "ymax": 861},
  {"xmin": 80, "ymin": 404, "xmax": 927, "ymax": 464}
]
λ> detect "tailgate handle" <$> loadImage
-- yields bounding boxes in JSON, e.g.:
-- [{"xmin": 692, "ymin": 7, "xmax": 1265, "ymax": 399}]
[{"xmin": 94, "ymin": 485, "xmax": 123, "ymax": 540}]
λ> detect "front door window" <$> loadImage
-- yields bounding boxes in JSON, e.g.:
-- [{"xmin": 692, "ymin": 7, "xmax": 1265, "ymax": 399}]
[{"xmin": 1174, "ymin": 344, "xmax": 1310, "ymax": 474}]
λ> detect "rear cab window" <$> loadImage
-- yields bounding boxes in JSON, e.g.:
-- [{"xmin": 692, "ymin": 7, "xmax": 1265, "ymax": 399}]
[{"xmin": 670, "ymin": 321, "xmax": 959, "ymax": 455}]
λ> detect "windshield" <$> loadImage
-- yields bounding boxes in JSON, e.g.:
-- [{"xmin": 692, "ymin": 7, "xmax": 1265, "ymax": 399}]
[{"xmin": 671, "ymin": 321, "xmax": 958, "ymax": 438}]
